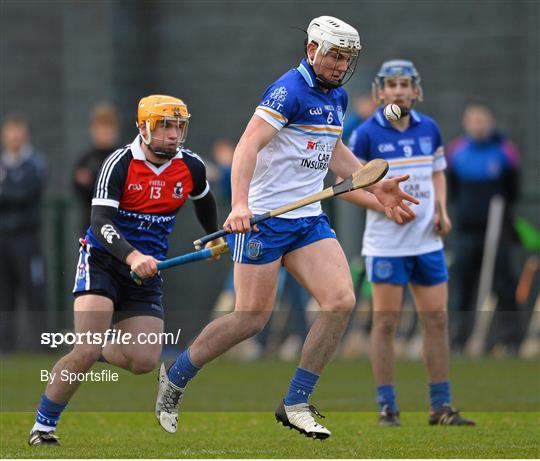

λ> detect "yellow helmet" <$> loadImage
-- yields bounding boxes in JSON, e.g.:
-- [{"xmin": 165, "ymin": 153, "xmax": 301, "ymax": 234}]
[{"xmin": 137, "ymin": 94, "xmax": 191, "ymax": 156}]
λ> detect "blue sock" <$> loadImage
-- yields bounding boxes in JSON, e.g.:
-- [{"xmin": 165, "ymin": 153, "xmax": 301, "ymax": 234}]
[
  {"xmin": 429, "ymin": 381, "xmax": 451, "ymax": 410},
  {"xmin": 35, "ymin": 394, "xmax": 67, "ymax": 430},
  {"xmin": 376, "ymin": 385, "xmax": 398, "ymax": 413},
  {"xmin": 168, "ymin": 348, "xmax": 200, "ymax": 388},
  {"xmin": 284, "ymin": 367, "xmax": 319, "ymax": 405}
]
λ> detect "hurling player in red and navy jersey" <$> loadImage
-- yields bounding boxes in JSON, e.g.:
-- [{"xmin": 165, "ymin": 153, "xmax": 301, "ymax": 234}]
[{"xmin": 28, "ymin": 95, "xmax": 222, "ymax": 446}]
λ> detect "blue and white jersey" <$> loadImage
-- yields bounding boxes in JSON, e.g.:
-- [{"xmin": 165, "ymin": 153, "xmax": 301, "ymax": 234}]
[
  {"xmin": 349, "ymin": 108, "xmax": 446, "ymax": 256},
  {"xmin": 250, "ymin": 59, "xmax": 348, "ymax": 218}
]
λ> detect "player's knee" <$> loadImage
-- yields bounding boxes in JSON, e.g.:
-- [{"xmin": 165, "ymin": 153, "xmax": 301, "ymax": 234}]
[
  {"xmin": 323, "ymin": 289, "xmax": 356, "ymax": 313},
  {"xmin": 128, "ymin": 356, "xmax": 158, "ymax": 375},
  {"xmin": 237, "ymin": 311, "xmax": 270, "ymax": 338},
  {"xmin": 72, "ymin": 347, "xmax": 102, "ymax": 369},
  {"xmin": 421, "ymin": 310, "xmax": 448, "ymax": 334},
  {"xmin": 374, "ymin": 312, "xmax": 399, "ymax": 336}
]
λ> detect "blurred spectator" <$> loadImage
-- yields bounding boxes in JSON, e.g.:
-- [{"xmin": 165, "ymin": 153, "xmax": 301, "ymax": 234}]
[
  {"xmin": 73, "ymin": 102, "xmax": 120, "ymax": 234},
  {"xmin": 342, "ymin": 93, "xmax": 377, "ymax": 144},
  {"xmin": 206, "ymin": 138, "xmax": 234, "ymax": 203},
  {"xmin": 447, "ymin": 101, "xmax": 521, "ymax": 355},
  {"xmin": 0, "ymin": 114, "xmax": 47, "ymax": 352}
]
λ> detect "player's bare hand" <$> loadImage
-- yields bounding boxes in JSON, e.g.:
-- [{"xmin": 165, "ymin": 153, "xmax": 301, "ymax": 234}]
[
  {"xmin": 205, "ymin": 237, "xmax": 227, "ymax": 260},
  {"xmin": 434, "ymin": 204, "xmax": 452, "ymax": 236},
  {"xmin": 126, "ymin": 250, "xmax": 158, "ymax": 279},
  {"xmin": 371, "ymin": 175, "xmax": 419, "ymax": 224},
  {"xmin": 223, "ymin": 205, "xmax": 258, "ymax": 233},
  {"xmin": 392, "ymin": 205, "xmax": 416, "ymax": 225}
]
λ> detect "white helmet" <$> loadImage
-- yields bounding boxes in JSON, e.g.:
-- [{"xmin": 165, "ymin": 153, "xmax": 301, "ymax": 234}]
[{"xmin": 306, "ymin": 16, "xmax": 361, "ymax": 89}]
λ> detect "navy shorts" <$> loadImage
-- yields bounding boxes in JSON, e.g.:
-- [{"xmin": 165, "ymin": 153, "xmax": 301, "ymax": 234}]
[
  {"xmin": 73, "ymin": 241, "xmax": 164, "ymax": 321},
  {"xmin": 365, "ymin": 249, "xmax": 448, "ymax": 286},
  {"xmin": 226, "ymin": 214, "xmax": 336, "ymax": 264}
]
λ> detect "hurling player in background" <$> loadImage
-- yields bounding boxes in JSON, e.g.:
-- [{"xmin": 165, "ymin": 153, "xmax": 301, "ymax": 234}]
[
  {"xmin": 155, "ymin": 16, "xmax": 418, "ymax": 440},
  {"xmin": 28, "ymin": 95, "xmax": 222, "ymax": 446},
  {"xmin": 348, "ymin": 60, "xmax": 475, "ymax": 426}
]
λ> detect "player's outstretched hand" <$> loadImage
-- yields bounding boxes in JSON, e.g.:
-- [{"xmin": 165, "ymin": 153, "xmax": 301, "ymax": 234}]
[
  {"xmin": 371, "ymin": 174, "xmax": 419, "ymax": 225},
  {"xmin": 126, "ymin": 250, "xmax": 158, "ymax": 279},
  {"xmin": 223, "ymin": 204, "xmax": 258, "ymax": 233},
  {"xmin": 205, "ymin": 237, "xmax": 227, "ymax": 260}
]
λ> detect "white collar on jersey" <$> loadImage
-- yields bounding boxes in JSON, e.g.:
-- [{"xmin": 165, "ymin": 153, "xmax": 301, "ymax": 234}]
[{"xmin": 130, "ymin": 135, "xmax": 183, "ymax": 176}]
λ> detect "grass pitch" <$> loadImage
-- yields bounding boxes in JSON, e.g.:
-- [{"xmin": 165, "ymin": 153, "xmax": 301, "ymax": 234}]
[{"xmin": 1, "ymin": 355, "xmax": 539, "ymax": 458}]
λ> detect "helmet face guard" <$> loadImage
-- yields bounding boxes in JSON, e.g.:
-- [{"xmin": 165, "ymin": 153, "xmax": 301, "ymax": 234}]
[
  {"xmin": 306, "ymin": 16, "xmax": 361, "ymax": 89},
  {"xmin": 137, "ymin": 95, "xmax": 191, "ymax": 158},
  {"xmin": 372, "ymin": 59, "xmax": 423, "ymax": 109},
  {"xmin": 311, "ymin": 43, "xmax": 360, "ymax": 90}
]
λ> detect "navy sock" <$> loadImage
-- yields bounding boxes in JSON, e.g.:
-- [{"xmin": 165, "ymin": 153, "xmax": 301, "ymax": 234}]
[
  {"xmin": 168, "ymin": 348, "xmax": 200, "ymax": 388},
  {"xmin": 35, "ymin": 394, "xmax": 67, "ymax": 429},
  {"xmin": 376, "ymin": 384, "xmax": 398, "ymax": 413},
  {"xmin": 429, "ymin": 381, "xmax": 451, "ymax": 410},
  {"xmin": 284, "ymin": 367, "xmax": 319, "ymax": 405}
]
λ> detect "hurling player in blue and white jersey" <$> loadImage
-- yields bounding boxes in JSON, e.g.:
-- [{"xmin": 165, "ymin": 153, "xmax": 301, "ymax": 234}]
[
  {"xmin": 349, "ymin": 60, "xmax": 474, "ymax": 426},
  {"xmin": 156, "ymin": 17, "xmax": 418, "ymax": 439}
]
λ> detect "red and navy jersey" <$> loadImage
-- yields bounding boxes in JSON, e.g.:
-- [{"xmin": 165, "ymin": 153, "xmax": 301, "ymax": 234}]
[{"xmin": 85, "ymin": 136, "xmax": 210, "ymax": 260}]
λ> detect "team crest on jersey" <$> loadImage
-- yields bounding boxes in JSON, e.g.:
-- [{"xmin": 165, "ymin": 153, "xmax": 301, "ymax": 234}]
[
  {"xmin": 77, "ymin": 263, "xmax": 86, "ymax": 280},
  {"xmin": 419, "ymin": 137, "xmax": 433, "ymax": 155},
  {"xmin": 269, "ymin": 86, "xmax": 288, "ymax": 103},
  {"xmin": 336, "ymin": 105, "xmax": 344, "ymax": 124},
  {"xmin": 374, "ymin": 260, "xmax": 393, "ymax": 279},
  {"xmin": 247, "ymin": 239, "xmax": 263, "ymax": 260},
  {"xmin": 172, "ymin": 181, "xmax": 183, "ymax": 199}
]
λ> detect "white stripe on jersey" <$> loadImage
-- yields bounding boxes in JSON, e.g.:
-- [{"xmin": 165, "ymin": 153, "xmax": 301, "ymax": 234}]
[
  {"xmin": 91, "ymin": 198, "xmax": 120, "ymax": 208},
  {"xmin": 183, "ymin": 149, "xmax": 205, "ymax": 165},
  {"xmin": 189, "ymin": 181, "xmax": 210, "ymax": 200},
  {"xmin": 96, "ymin": 148, "xmax": 128, "ymax": 199}
]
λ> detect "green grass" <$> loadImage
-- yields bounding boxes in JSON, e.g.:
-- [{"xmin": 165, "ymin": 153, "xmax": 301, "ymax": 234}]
[
  {"xmin": 1, "ymin": 355, "xmax": 539, "ymax": 458},
  {"xmin": 2, "ymin": 411, "xmax": 539, "ymax": 458}
]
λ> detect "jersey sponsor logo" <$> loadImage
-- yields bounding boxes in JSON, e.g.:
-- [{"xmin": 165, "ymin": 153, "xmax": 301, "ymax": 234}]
[
  {"xmin": 247, "ymin": 239, "xmax": 263, "ymax": 260},
  {"xmin": 117, "ymin": 209, "xmax": 176, "ymax": 224},
  {"xmin": 378, "ymin": 143, "xmax": 395, "ymax": 153},
  {"xmin": 172, "ymin": 182, "xmax": 184, "ymax": 199},
  {"xmin": 261, "ymin": 98, "xmax": 284, "ymax": 111},
  {"xmin": 309, "ymin": 107, "xmax": 323, "ymax": 115},
  {"xmin": 101, "ymin": 224, "xmax": 120, "ymax": 244},
  {"xmin": 305, "ymin": 141, "xmax": 333, "ymax": 153},
  {"xmin": 419, "ymin": 137, "xmax": 433, "ymax": 154},
  {"xmin": 128, "ymin": 183, "xmax": 143, "ymax": 191},
  {"xmin": 398, "ymin": 139, "xmax": 415, "ymax": 146},
  {"xmin": 300, "ymin": 152, "xmax": 330, "ymax": 170},
  {"xmin": 374, "ymin": 260, "xmax": 393, "ymax": 279}
]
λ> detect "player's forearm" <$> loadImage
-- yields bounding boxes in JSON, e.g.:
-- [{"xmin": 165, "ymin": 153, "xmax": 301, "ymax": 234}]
[
  {"xmin": 90, "ymin": 205, "xmax": 136, "ymax": 263},
  {"xmin": 339, "ymin": 188, "xmax": 385, "ymax": 213},
  {"xmin": 193, "ymin": 190, "xmax": 219, "ymax": 234},
  {"xmin": 432, "ymin": 171, "xmax": 447, "ymax": 208}
]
